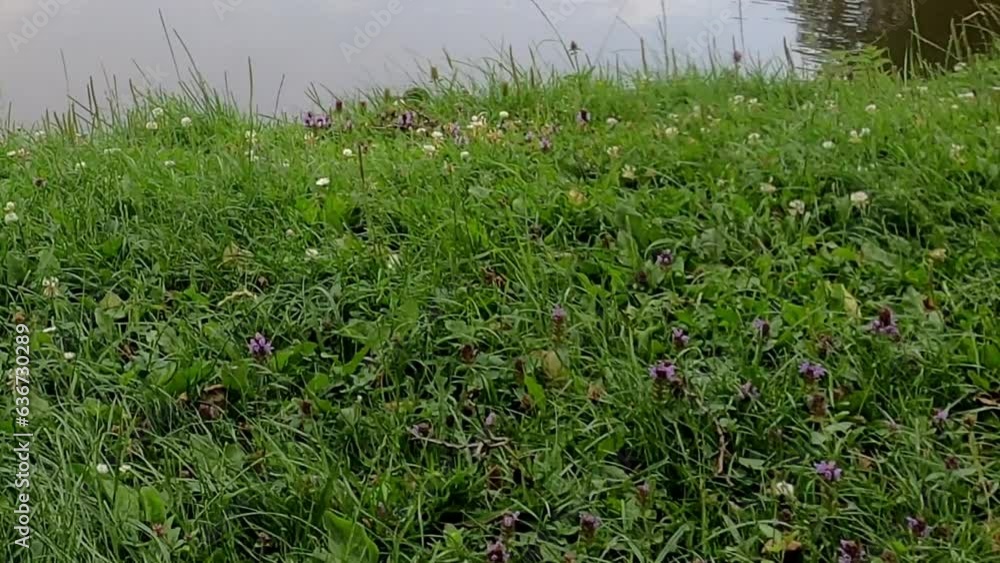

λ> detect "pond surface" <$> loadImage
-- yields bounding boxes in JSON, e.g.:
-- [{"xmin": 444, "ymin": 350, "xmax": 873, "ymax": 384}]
[{"xmin": 1, "ymin": 0, "xmax": 997, "ymax": 122}]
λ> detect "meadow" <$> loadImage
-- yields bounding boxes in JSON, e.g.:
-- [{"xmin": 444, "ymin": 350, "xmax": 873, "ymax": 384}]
[{"xmin": 1, "ymin": 48, "xmax": 1000, "ymax": 562}]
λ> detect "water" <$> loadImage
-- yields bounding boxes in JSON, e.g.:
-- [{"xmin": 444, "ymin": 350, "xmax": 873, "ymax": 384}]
[{"xmin": 1, "ymin": 0, "xmax": 997, "ymax": 123}]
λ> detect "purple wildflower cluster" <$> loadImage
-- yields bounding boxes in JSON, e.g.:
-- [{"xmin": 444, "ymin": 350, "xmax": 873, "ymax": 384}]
[
  {"xmin": 906, "ymin": 516, "xmax": 931, "ymax": 538},
  {"xmin": 799, "ymin": 361, "xmax": 827, "ymax": 382},
  {"xmin": 838, "ymin": 540, "xmax": 866, "ymax": 563},
  {"xmin": 247, "ymin": 332, "xmax": 273, "ymax": 359},
  {"xmin": 814, "ymin": 460, "xmax": 843, "ymax": 482},
  {"xmin": 500, "ymin": 511, "xmax": 519, "ymax": 534},
  {"xmin": 552, "ymin": 305, "xmax": 568, "ymax": 325},
  {"xmin": 302, "ymin": 111, "xmax": 331, "ymax": 130},
  {"xmin": 868, "ymin": 308, "xmax": 900, "ymax": 338},
  {"xmin": 752, "ymin": 317, "xmax": 770, "ymax": 338},
  {"xmin": 655, "ymin": 250, "xmax": 674, "ymax": 268},
  {"xmin": 486, "ymin": 540, "xmax": 510, "ymax": 562},
  {"xmin": 672, "ymin": 327, "xmax": 689, "ymax": 349},
  {"xmin": 397, "ymin": 110, "xmax": 416, "ymax": 130},
  {"xmin": 932, "ymin": 408, "xmax": 949, "ymax": 425},
  {"xmin": 649, "ymin": 361, "xmax": 679, "ymax": 383},
  {"xmin": 579, "ymin": 512, "xmax": 601, "ymax": 539},
  {"xmin": 539, "ymin": 136, "xmax": 552, "ymax": 152}
]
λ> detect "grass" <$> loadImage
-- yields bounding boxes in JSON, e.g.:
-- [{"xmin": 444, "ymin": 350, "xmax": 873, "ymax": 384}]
[{"xmin": 1, "ymin": 46, "xmax": 1000, "ymax": 562}]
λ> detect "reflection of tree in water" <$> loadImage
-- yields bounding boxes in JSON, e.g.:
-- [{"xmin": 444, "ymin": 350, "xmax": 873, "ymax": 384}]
[{"xmin": 776, "ymin": 0, "xmax": 1000, "ymax": 65}]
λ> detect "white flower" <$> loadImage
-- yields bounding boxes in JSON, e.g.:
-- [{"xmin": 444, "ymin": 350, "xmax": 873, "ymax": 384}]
[
  {"xmin": 244, "ymin": 150, "xmax": 259, "ymax": 162},
  {"xmin": 315, "ymin": 177, "xmax": 331, "ymax": 187},
  {"xmin": 460, "ymin": 151, "xmax": 470, "ymax": 160},
  {"xmin": 305, "ymin": 248, "xmax": 320, "ymax": 260},
  {"xmin": 860, "ymin": 127, "xmax": 870, "ymax": 137},
  {"xmin": 285, "ymin": 228, "xmax": 295, "ymax": 237},
  {"xmin": 748, "ymin": 98, "xmax": 759, "ymax": 106},
  {"xmin": 164, "ymin": 160, "xmax": 176, "ymax": 168},
  {"xmin": 800, "ymin": 101, "xmax": 814, "ymax": 111},
  {"xmin": 865, "ymin": 104, "xmax": 877, "ymax": 113},
  {"xmin": 773, "ymin": 481, "xmax": 795, "ymax": 498},
  {"xmin": 606, "ymin": 146, "xmax": 621, "ymax": 157},
  {"xmin": 849, "ymin": 130, "xmax": 862, "ymax": 144},
  {"xmin": 747, "ymin": 132, "xmax": 761, "ymax": 143},
  {"xmin": 822, "ymin": 140, "xmax": 835, "ymax": 150},
  {"xmin": 180, "ymin": 116, "xmax": 193, "ymax": 128},
  {"xmin": 244, "ymin": 130, "xmax": 257, "ymax": 143},
  {"xmin": 63, "ymin": 351, "xmax": 76, "ymax": 361},
  {"xmin": 42, "ymin": 326, "xmax": 57, "ymax": 334},
  {"xmin": 42, "ymin": 277, "xmax": 60, "ymax": 298},
  {"xmin": 606, "ymin": 117, "xmax": 619, "ymax": 126},
  {"xmin": 668, "ymin": 113, "xmax": 679, "ymax": 121},
  {"xmin": 96, "ymin": 463, "xmax": 110, "ymax": 475},
  {"xmin": 621, "ymin": 164, "xmax": 637, "ymax": 180},
  {"xmin": 118, "ymin": 464, "xmax": 132, "ymax": 473},
  {"xmin": 103, "ymin": 148, "xmax": 121, "ymax": 155},
  {"xmin": 386, "ymin": 253, "xmax": 401, "ymax": 270},
  {"xmin": 850, "ymin": 191, "xmax": 869, "ymax": 207},
  {"xmin": 954, "ymin": 62, "xmax": 967, "ymax": 72},
  {"xmin": 421, "ymin": 144, "xmax": 437, "ymax": 155},
  {"xmin": 152, "ymin": 107, "xmax": 164, "ymax": 118},
  {"xmin": 928, "ymin": 248, "xmax": 947, "ymax": 262},
  {"xmin": 950, "ymin": 144, "xmax": 965, "ymax": 159},
  {"xmin": 788, "ymin": 199, "xmax": 806, "ymax": 216},
  {"xmin": 33, "ymin": 130, "xmax": 46, "ymax": 140},
  {"xmin": 342, "ymin": 148, "xmax": 354, "ymax": 157},
  {"xmin": 4, "ymin": 201, "xmax": 15, "ymax": 213},
  {"xmin": 957, "ymin": 91, "xmax": 975, "ymax": 99},
  {"xmin": 917, "ymin": 86, "xmax": 928, "ymax": 93},
  {"xmin": 415, "ymin": 127, "xmax": 427, "ymax": 135},
  {"xmin": 730, "ymin": 95, "xmax": 745, "ymax": 105},
  {"xmin": 499, "ymin": 111, "xmax": 510, "ymax": 119},
  {"xmin": 74, "ymin": 161, "xmax": 87, "ymax": 170},
  {"xmin": 759, "ymin": 181, "xmax": 777, "ymax": 195},
  {"xmin": 663, "ymin": 127, "xmax": 679, "ymax": 138},
  {"xmin": 431, "ymin": 131, "xmax": 444, "ymax": 140},
  {"xmin": 146, "ymin": 121, "xmax": 159, "ymax": 130},
  {"xmin": 825, "ymin": 99, "xmax": 838, "ymax": 110},
  {"xmin": 281, "ymin": 160, "xmax": 290, "ymax": 168},
  {"xmin": 4, "ymin": 202, "xmax": 18, "ymax": 224}
]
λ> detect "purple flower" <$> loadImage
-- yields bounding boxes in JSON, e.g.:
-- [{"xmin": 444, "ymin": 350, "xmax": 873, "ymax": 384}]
[
  {"xmin": 579, "ymin": 512, "xmax": 601, "ymax": 539},
  {"xmin": 500, "ymin": 511, "xmax": 519, "ymax": 533},
  {"xmin": 524, "ymin": 131, "xmax": 535, "ymax": 142},
  {"xmin": 672, "ymin": 328, "xmax": 689, "ymax": 349},
  {"xmin": 752, "ymin": 318, "xmax": 770, "ymax": 338},
  {"xmin": 397, "ymin": 110, "xmax": 416, "ymax": 130},
  {"xmin": 648, "ymin": 361, "xmax": 678, "ymax": 383},
  {"xmin": 303, "ymin": 111, "xmax": 331, "ymax": 130},
  {"xmin": 814, "ymin": 460, "xmax": 843, "ymax": 482},
  {"xmin": 539, "ymin": 136, "xmax": 552, "ymax": 152},
  {"xmin": 576, "ymin": 109, "xmax": 591, "ymax": 125},
  {"xmin": 838, "ymin": 539, "xmax": 866, "ymax": 563},
  {"xmin": 932, "ymin": 408, "xmax": 949, "ymax": 425},
  {"xmin": 247, "ymin": 333, "xmax": 273, "ymax": 359},
  {"xmin": 552, "ymin": 305, "xmax": 567, "ymax": 324},
  {"xmin": 484, "ymin": 411, "xmax": 497, "ymax": 428},
  {"xmin": 655, "ymin": 250, "xmax": 674, "ymax": 268},
  {"xmin": 868, "ymin": 308, "xmax": 900, "ymax": 338},
  {"xmin": 739, "ymin": 381, "xmax": 760, "ymax": 401},
  {"xmin": 486, "ymin": 540, "xmax": 511, "ymax": 562},
  {"xmin": 906, "ymin": 516, "xmax": 931, "ymax": 538},
  {"xmin": 799, "ymin": 361, "xmax": 827, "ymax": 382}
]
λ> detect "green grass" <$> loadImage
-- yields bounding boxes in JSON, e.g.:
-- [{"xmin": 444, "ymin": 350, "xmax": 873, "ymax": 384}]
[{"xmin": 1, "ymin": 49, "xmax": 1000, "ymax": 562}]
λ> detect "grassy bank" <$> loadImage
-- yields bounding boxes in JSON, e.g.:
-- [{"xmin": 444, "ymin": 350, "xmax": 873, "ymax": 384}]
[{"xmin": 2, "ymin": 50, "xmax": 1000, "ymax": 562}]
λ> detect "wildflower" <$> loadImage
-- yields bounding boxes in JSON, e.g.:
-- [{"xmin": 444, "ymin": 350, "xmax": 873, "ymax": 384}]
[
  {"xmin": 748, "ymin": 98, "xmax": 759, "ymax": 106},
  {"xmin": 315, "ymin": 177, "xmax": 331, "ymax": 187},
  {"xmin": 539, "ymin": 136, "xmax": 552, "ymax": 152},
  {"xmin": 759, "ymin": 181, "xmax": 777, "ymax": 194},
  {"xmin": 636, "ymin": 482, "xmax": 651, "ymax": 503},
  {"xmin": 285, "ymin": 228, "xmax": 295, "ymax": 237},
  {"xmin": 181, "ymin": 116, "xmax": 193, "ymax": 127},
  {"xmin": 849, "ymin": 130, "xmax": 863, "ymax": 144},
  {"xmin": 498, "ymin": 110, "xmax": 510, "ymax": 120},
  {"xmin": 460, "ymin": 151, "xmax": 471, "ymax": 160},
  {"xmin": 655, "ymin": 250, "xmax": 674, "ymax": 268},
  {"xmin": 663, "ymin": 126, "xmax": 679, "ymax": 138},
  {"xmin": 822, "ymin": 140, "xmax": 836, "ymax": 150},
  {"xmin": 838, "ymin": 540, "xmax": 866, "ymax": 563},
  {"xmin": 421, "ymin": 144, "xmax": 437, "ymax": 155},
  {"xmin": 303, "ymin": 111, "xmax": 331, "ymax": 130},
  {"xmin": 96, "ymin": 463, "xmax": 110, "ymax": 475},
  {"xmin": 431, "ymin": 130, "xmax": 444, "ymax": 140},
  {"xmin": 484, "ymin": 411, "xmax": 497, "ymax": 428},
  {"xmin": 825, "ymin": 99, "xmax": 838, "ymax": 110},
  {"xmin": 917, "ymin": 85, "xmax": 929, "ymax": 93},
  {"xmin": 342, "ymin": 148, "xmax": 354, "ymax": 158},
  {"xmin": 621, "ymin": 165, "xmax": 637, "ymax": 180},
  {"xmin": 305, "ymin": 248, "xmax": 320, "ymax": 260},
  {"xmin": 752, "ymin": 318, "xmax": 770, "ymax": 338},
  {"xmin": 730, "ymin": 95, "xmax": 745, "ymax": 105},
  {"xmin": 799, "ymin": 361, "xmax": 827, "ymax": 382},
  {"xmin": 4, "ymin": 201, "xmax": 18, "ymax": 224},
  {"xmin": 950, "ymin": 144, "xmax": 964, "ymax": 160},
  {"xmin": 32, "ymin": 130, "xmax": 46, "ymax": 139},
  {"xmin": 63, "ymin": 352, "xmax": 76, "ymax": 361},
  {"xmin": 42, "ymin": 277, "xmax": 60, "ymax": 298},
  {"xmin": 248, "ymin": 333, "xmax": 273, "ymax": 359},
  {"xmin": 397, "ymin": 110, "xmax": 416, "ymax": 130},
  {"xmin": 119, "ymin": 464, "xmax": 132, "ymax": 474},
  {"xmin": 649, "ymin": 361, "xmax": 679, "ymax": 384},
  {"xmin": 906, "ymin": 516, "xmax": 931, "ymax": 538},
  {"xmin": 850, "ymin": 191, "xmax": 869, "ymax": 208},
  {"xmin": 740, "ymin": 381, "xmax": 760, "ymax": 401},
  {"xmin": 954, "ymin": 62, "xmax": 967, "ymax": 72},
  {"xmin": 814, "ymin": 460, "xmax": 843, "ymax": 482},
  {"xmin": 486, "ymin": 540, "xmax": 510, "ymax": 562},
  {"xmin": 607, "ymin": 145, "xmax": 620, "ymax": 158},
  {"xmin": 164, "ymin": 160, "xmax": 176, "ymax": 168},
  {"xmin": 868, "ymin": 308, "xmax": 899, "ymax": 338},
  {"xmin": 747, "ymin": 132, "xmax": 761, "ymax": 143},
  {"xmin": 800, "ymin": 101, "xmax": 815, "ymax": 110},
  {"xmin": 957, "ymin": 91, "xmax": 975, "ymax": 99},
  {"xmin": 500, "ymin": 511, "xmax": 519, "ymax": 534},
  {"xmin": 552, "ymin": 305, "xmax": 567, "ymax": 325},
  {"xmin": 576, "ymin": 109, "xmax": 590, "ymax": 125},
  {"xmin": 146, "ymin": 121, "xmax": 158, "ymax": 130},
  {"xmin": 773, "ymin": 481, "xmax": 795, "ymax": 498},
  {"xmin": 409, "ymin": 422, "xmax": 432, "ymax": 438},
  {"xmin": 788, "ymin": 199, "xmax": 806, "ymax": 216},
  {"xmin": 928, "ymin": 248, "xmax": 947, "ymax": 262},
  {"xmin": 579, "ymin": 512, "xmax": 601, "ymax": 539},
  {"xmin": 932, "ymin": 408, "xmax": 949, "ymax": 425},
  {"xmin": 152, "ymin": 107, "xmax": 164, "ymax": 118},
  {"xmin": 865, "ymin": 103, "xmax": 877, "ymax": 113},
  {"xmin": 672, "ymin": 327, "xmax": 689, "ymax": 349},
  {"xmin": 606, "ymin": 117, "xmax": 619, "ymax": 126},
  {"xmin": 74, "ymin": 161, "xmax": 86, "ymax": 170}
]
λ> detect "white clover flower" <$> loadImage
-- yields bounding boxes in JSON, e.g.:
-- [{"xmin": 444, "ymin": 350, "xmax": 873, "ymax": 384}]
[
  {"xmin": 825, "ymin": 99, "xmax": 838, "ymax": 110},
  {"xmin": 33, "ymin": 130, "xmax": 46, "ymax": 140},
  {"xmin": 800, "ymin": 101, "xmax": 814, "ymax": 111},
  {"xmin": 747, "ymin": 132, "xmax": 761, "ymax": 143},
  {"xmin": 773, "ymin": 481, "xmax": 795, "ymax": 498},
  {"xmin": 74, "ymin": 161, "xmax": 87, "ymax": 170},
  {"xmin": 285, "ymin": 228, "xmax": 295, "ymax": 237},
  {"xmin": 788, "ymin": 199, "xmax": 806, "ymax": 216},
  {"xmin": 605, "ymin": 117, "xmax": 619, "ymax": 126},
  {"xmin": 849, "ymin": 130, "xmax": 862, "ymax": 144},
  {"xmin": 748, "ymin": 98, "xmax": 759, "ymax": 106},
  {"xmin": 860, "ymin": 127, "xmax": 871, "ymax": 136},
  {"xmin": 281, "ymin": 160, "xmax": 290, "ymax": 168},
  {"xmin": 822, "ymin": 140, "xmax": 836, "ymax": 150},
  {"xmin": 850, "ymin": 191, "xmax": 870, "ymax": 207},
  {"xmin": 4, "ymin": 202, "xmax": 18, "ymax": 224},
  {"xmin": 865, "ymin": 104, "xmax": 877, "ymax": 113},
  {"xmin": 954, "ymin": 62, "xmax": 967, "ymax": 72},
  {"xmin": 244, "ymin": 130, "xmax": 257, "ymax": 143},
  {"xmin": 118, "ymin": 464, "xmax": 132, "ymax": 473},
  {"xmin": 96, "ymin": 463, "xmax": 110, "ymax": 475},
  {"xmin": 431, "ymin": 131, "xmax": 444, "ymax": 140},
  {"xmin": 421, "ymin": 144, "xmax": 437, "ymax": 155},
  {"xmin": 499, "ymin": 110, "xmax": 510, "ymax": 119},
  {"xmin": 606, "ymin": 146, "xmax": 621, "ymax": 157},
  {"xmin": 103, "ymin": 148, "xmax": 121, "ymax": 155},
  {"xmin": 759, "ymin": 181, "xmax": 777, "ymax": 195},
  {"xmin": 152, "ymin": 107, "xmax": 164, "ymax": 118},
  {"xmin": 4, "ymin": 201, "xmax": 15, "ymax": 213},
  {"xmin": 460, "ymin": 151, "xmax": 470, "ymax": 160},
  {"xmin": 42, "ymin": 277, "xmax": 60, "ymax": 298},
  {"xmin": 957, "ymin": 91, "xmax": 975, "ymax": 100},
  {"xmin": 180, "ymin": 116, "xmax": 193, "ymax": 128},
  {"xmin": 621, "ymin": 164, "xmax": 637, "ymax": 180},
  {"xmin": 63, "ymin": 351, "xmax": 76, "ymax": 361},
  {"xmin": 146, "ymin": 121, "xmax": 159, "ymax": 131},
  {"xmin": 663, "ymin": 127, "xmax": 679, "ymax": 138},
  {"xmin": 305, "ymin": 248, "xmax": 320, "ymax": 260},
  {"xmin": 164, "ymin": 160, "xmax": 176, "ymax": 168},
  {"xmin": 950, "ymin": 144, "xmax": 965, "ymax": 159},
  {"xmin": 415, "ymin": 127, "xmax": 427, "ymax": 135},
  {"xmin": 928, "ymin": 248, "xmax": 947, "ymax": 262},
  {"xmin": 730, "ymin": 95, "xmax": 745, "ymax": 105},
  {"xmin": 316, "ymin": 177, "xmax": 331, "ymax": 187},
  {"xmin": 342, "ymin": 148, "xmax": 354, "ymax": 157}
]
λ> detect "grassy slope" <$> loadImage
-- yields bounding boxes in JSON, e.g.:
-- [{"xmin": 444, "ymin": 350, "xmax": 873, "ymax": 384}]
[{"xmin": 1, "ymin": 53, "xmax": 999, "ymax": 562}]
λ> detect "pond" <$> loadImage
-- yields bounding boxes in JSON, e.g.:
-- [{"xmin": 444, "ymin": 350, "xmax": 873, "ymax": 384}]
[{"xmin": 1, "ymin": 0, "xmax": 998, "ymax": 122}]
